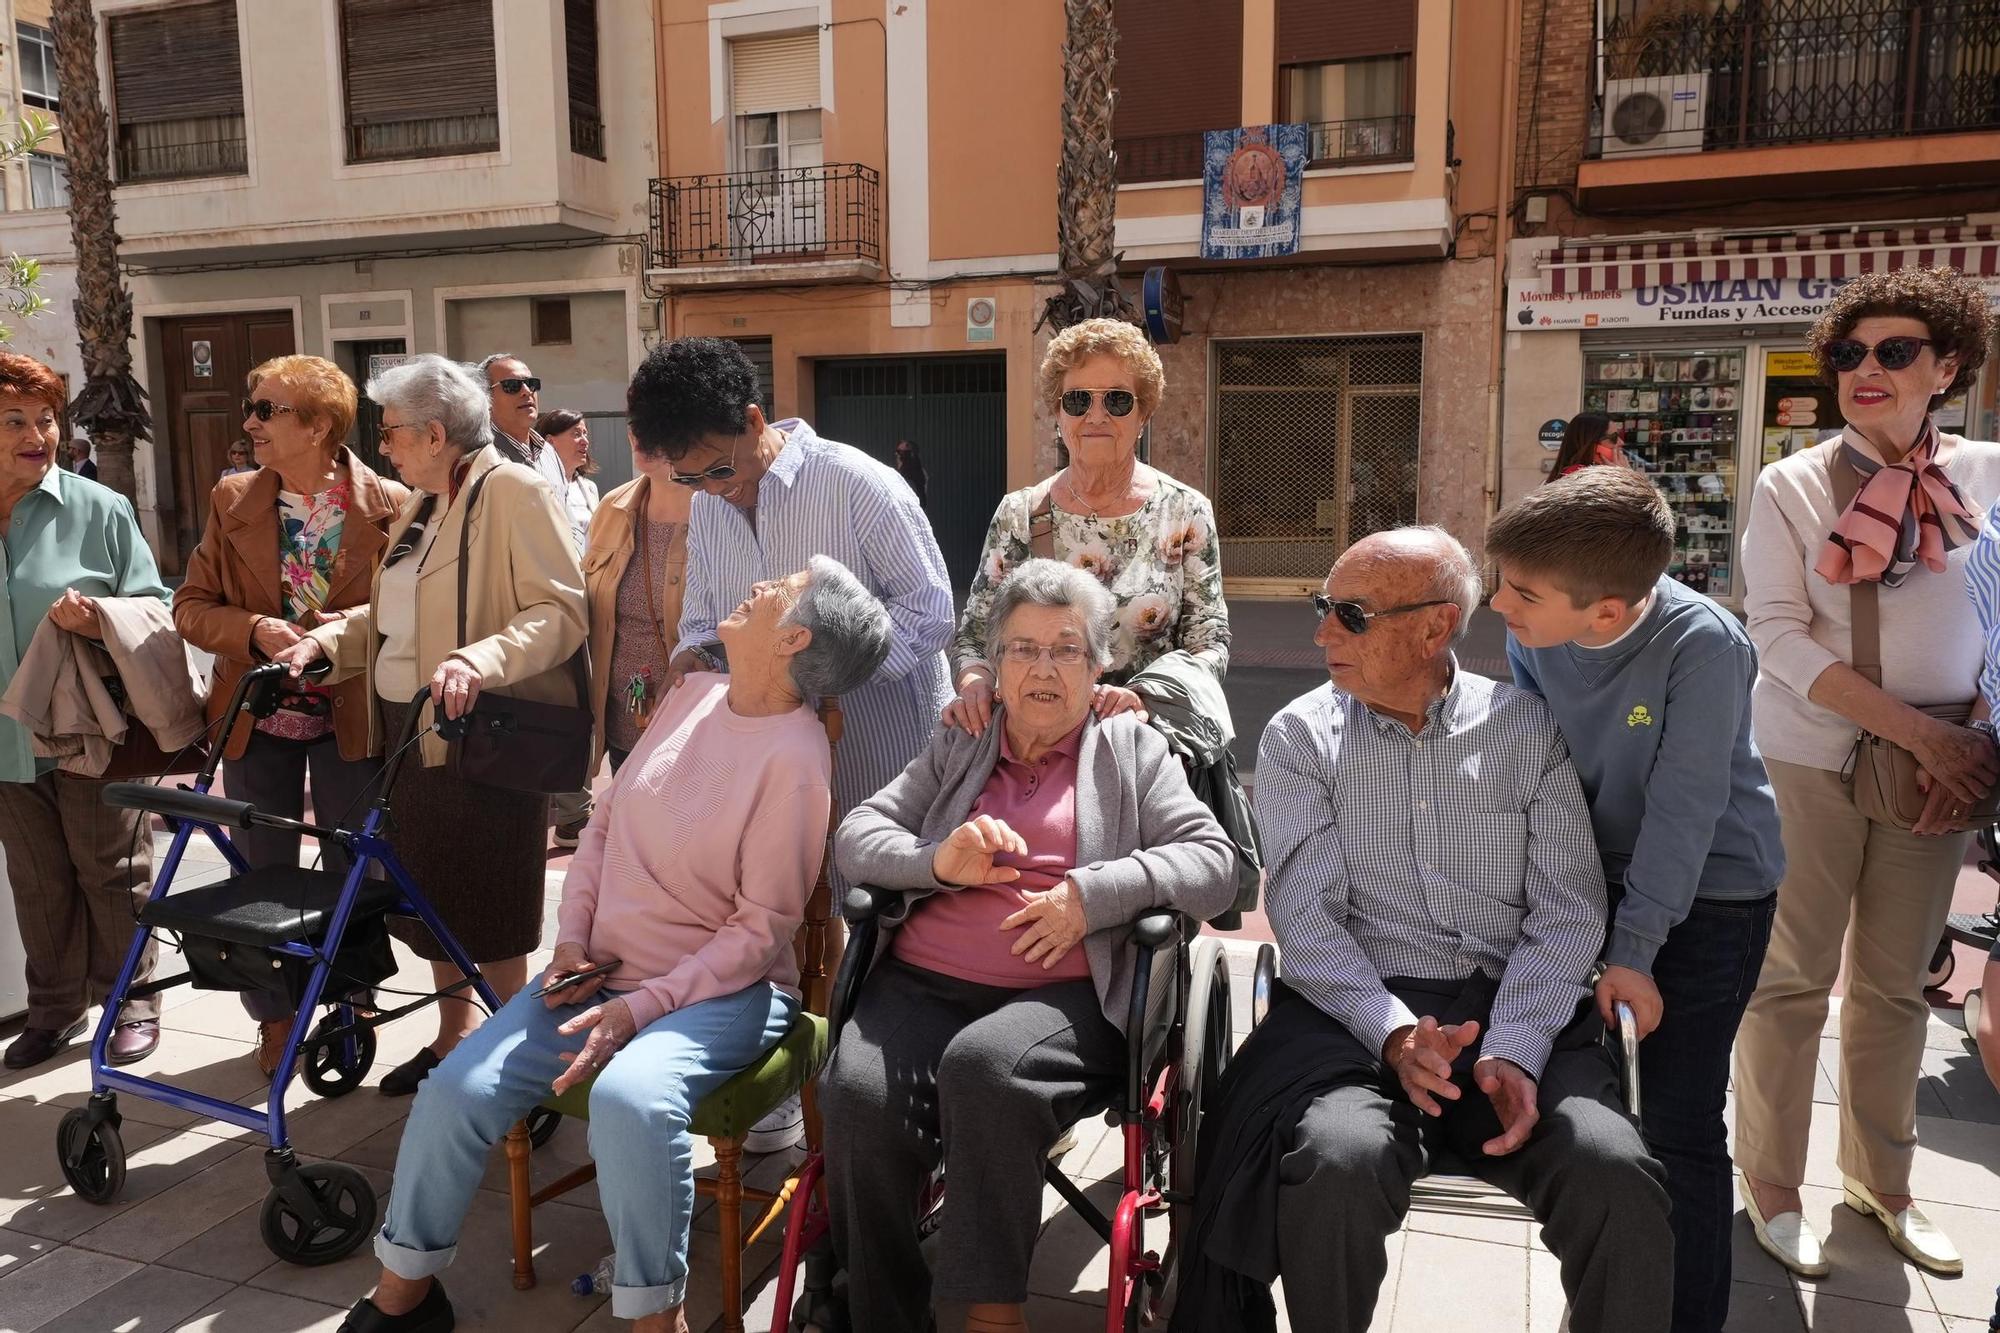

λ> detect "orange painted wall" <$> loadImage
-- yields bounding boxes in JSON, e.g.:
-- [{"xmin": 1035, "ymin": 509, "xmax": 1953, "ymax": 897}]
[{"xmin": 926, "ymin": 1, "xmax": 1063, "ymax": 262}]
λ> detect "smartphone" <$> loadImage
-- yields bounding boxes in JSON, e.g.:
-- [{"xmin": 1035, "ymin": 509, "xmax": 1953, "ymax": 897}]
[
  {"xmin": 532, "ymin": 958, "xmax": 621, "ymax": 999},
  {"xmin": 1614, "ymin": 1000, "xmax": 1643, "ymax": 1117}
]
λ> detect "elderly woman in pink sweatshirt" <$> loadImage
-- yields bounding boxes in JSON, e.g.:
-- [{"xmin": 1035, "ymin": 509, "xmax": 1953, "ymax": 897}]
[{"xmin": 337, "ymin": 555, "xmax": 892, "ymax": 1333}]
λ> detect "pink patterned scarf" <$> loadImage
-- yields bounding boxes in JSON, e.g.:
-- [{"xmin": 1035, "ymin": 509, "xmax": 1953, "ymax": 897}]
[{"xmin": 1813, "ymin": 423, "xmax": 1981, "ymax": 587}]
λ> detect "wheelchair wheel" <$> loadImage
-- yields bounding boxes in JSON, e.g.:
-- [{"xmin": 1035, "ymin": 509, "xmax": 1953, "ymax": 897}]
[
  {"xmin": 1172, "ymin": 937, "xmax": 1233, "ymax": 1197},
  {"xmin": 260, "ymin": 1162, "xmax": 377, "ymax": 1265},
  {"xmin": 1927, "ymin": 938, "xmax": 1957, "ymax": 990},
  {"xmin": 300, "ymin": 1013, "xmax": 376, "ymax": 1099},
  {"xmin": 526, "ymin": 1105, "xmax": 562, "ymax": 1149},
  {"xmin": 1967, "ymin": 989, "xmax": 1984, "ymax": 1043},
  {"xmin": 56, "ymin": 1107, "xmax": 126, "ymax": 1204}
]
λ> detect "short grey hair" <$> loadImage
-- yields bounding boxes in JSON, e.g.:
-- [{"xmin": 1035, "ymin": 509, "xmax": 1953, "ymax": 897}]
[
  {"xmin": 983, "ymin": 558, "xmax": 1117, "ymax": 669},
  {"xmin": 476, "ymin": 352, "xmax": 528, "ymax": 378},
  {"xmin": 367, "ymin": 355, "xmax": 493, "ymax": 455},
  {"xmin": 1410, "ymin": 525, "xmax": 1482, "ymax": 646},
  {"xmin": 785, "ymin": 556, "xmax": 893, "ymax": 698}
]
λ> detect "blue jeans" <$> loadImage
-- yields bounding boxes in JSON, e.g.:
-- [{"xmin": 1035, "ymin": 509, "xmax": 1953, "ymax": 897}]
[
  {"xmin": 376, "ymin": 981, "xmax": 798, "ymax": 1319},
  {"xmin": 1636, "ymin": 892, "xmax": 1777, "ymax": 1333}
]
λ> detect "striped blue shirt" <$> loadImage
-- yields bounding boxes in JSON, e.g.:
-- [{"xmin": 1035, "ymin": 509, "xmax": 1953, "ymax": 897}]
[
  {"xmin": 1256, "ymin": 671, "xmax": 1607, "ymax": 1079},
  {"xmin": 676, "ymin": 420, "xmax": 956, "ymax": 837},
  {"xmin": 1968, "ymin": 495, "xmax": 2000, "ymax": 718}
]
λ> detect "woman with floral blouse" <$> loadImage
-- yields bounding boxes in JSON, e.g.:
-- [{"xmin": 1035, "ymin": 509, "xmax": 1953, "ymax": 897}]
[{"xmin": 945, "ymin": 318, "xmax": 1229, "ymax": 735}]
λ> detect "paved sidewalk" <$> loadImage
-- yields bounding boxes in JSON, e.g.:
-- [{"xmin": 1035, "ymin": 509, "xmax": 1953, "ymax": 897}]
[{"xmin": 2, "ymin": 831, "xmax": 1998, "ymax": 1331}]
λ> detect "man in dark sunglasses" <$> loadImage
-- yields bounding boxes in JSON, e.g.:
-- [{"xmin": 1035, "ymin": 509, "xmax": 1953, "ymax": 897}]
[
  {"xmin": 1182, "ymin": 526, "xmax": 1670, "ymax": 1333},
  {"xmin": 478, "ymin": 353, "xmax": 581, "ymax": 550}
]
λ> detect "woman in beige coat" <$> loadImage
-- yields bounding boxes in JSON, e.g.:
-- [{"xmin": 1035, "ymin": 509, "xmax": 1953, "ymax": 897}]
[{"xmin": 279, "ymin": 355, "xmax": 586, "ymax": 1096}]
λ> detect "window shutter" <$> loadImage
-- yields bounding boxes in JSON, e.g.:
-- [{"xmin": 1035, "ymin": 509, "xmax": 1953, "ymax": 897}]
[
  {"xmin": 340, "ymin": 0, "xmax": 497, "ymax": 125},
  {"xmin": 109, "ymin": 1, "xmax": 243, "ymax": 125},
  {"xmin": 1277, "ymin": 0, "xmax": 1415, "ymax": 65},
  {"xmin": 1111, "ymin": 0, "xmax": 1243, "ymax": 139},
  {"xmin": 730, "ymin": 32, "xmax": 821, "ymax": 115},
  {"xmin": 564, "ymin": 0, "xmax": 599, "ymax": 115}
]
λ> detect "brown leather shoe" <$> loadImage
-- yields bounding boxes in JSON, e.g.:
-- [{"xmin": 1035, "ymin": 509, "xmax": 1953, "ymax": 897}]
[
  {"xmin": 255, "ymin": 1020, "xmax": 289, "ymax": 1078},
  {"xmin": 107, "ymin": 1020, "xmax": 160, "ymax": 1066},
  {"xmin": 3, "ymin": 1017, "xmax": 88, "ymax": 1069}
]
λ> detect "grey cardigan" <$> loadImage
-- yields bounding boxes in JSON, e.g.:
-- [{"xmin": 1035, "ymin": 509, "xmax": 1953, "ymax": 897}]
[{"xmin": 835, "ymin": 709, "xmax": 1238, "ymax": 1031}]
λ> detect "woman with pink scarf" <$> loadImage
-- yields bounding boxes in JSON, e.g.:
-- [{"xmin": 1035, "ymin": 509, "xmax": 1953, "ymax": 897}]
[{"xmin": 1734, "ymin": 267, "xmax": 1998, "ymax": 1281}]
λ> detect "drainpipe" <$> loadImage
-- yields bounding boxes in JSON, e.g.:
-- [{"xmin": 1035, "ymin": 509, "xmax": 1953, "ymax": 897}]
[{"xmin": 1485, "ymin": 0, "xmax": 1525, "ymax": 523}]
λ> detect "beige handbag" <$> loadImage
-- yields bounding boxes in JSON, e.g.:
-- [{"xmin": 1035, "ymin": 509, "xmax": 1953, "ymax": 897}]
[{"xmin": 1828, "ymin": 442, "xmax": 1999, "ymax": 828}]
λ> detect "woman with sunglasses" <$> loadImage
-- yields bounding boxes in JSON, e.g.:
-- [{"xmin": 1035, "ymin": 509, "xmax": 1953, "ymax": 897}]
[
  {"xmin": 1547, "ymin": 411, "xmax": 1627, "ymax": 481},
  {"xmin": 945, "ymin": 318, "xmax": 1230, "ymax": 737},
  {"xmin": 1734, "ymin": 267, "xmax": 2000, "ymax": 1279},
  {"xmin": 176, "ymin": 356, "xmax": 409, "ymax": 1078}
]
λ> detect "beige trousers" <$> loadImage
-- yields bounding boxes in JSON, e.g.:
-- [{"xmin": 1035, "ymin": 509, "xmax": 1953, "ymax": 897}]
[{"xmin": 1732, "ymin": 758, "xmax": 1968, "ymax": 1194}]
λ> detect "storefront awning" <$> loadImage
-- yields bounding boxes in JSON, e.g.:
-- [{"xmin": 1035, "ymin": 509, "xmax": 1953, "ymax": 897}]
[{"xmin": 1533, "ymin": 224, "xmax": 2000, "ymax": 296}]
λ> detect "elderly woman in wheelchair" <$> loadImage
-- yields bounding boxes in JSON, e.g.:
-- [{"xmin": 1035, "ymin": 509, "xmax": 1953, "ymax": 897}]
[
  {"xmin": 820, "ymin": 557, "xmax": 1238, "ymax": 1333},
  {"xmin": 337, "ymin": 557, "xmax": 891, "ymax": 1333}
]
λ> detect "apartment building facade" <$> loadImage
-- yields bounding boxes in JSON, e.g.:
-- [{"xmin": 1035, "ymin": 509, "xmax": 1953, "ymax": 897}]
[
  {"xmin": 649, "ymin": 0, "xmax": 1506, "ymax": 595},
  {"xmin": 1501, "ymin": 0, "xmax": 2000, "ymax": 608}
]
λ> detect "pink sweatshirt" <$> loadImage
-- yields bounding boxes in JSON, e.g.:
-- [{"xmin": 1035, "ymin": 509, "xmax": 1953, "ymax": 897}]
[{"xmin": 554, "ymin": 673, "xmax": 831, "ymax": 1030}]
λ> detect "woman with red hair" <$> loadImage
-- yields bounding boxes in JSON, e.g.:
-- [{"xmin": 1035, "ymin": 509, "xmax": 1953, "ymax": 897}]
[{"xmin": 0, "ymin": 351, "xmax": 173, "ymax": 1069}]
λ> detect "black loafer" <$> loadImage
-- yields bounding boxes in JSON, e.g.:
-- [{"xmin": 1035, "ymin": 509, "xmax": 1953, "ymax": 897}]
[
  {"xmin": 378, "ymin": 1048, "xmax": 442, "ymax": 1098},
  {"xmin": 3, "ymin": 1016, "xmax": 88, "ymax": 1070},
  {"xmin": 338, "ymin": 1279, "xmax": 454, "ymax": 1331}
]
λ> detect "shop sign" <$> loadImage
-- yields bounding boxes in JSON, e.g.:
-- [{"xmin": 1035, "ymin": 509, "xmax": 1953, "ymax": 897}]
[
  {"xmin": 1510, "ymin": 275, "xmax": 2000, "ymax": 331},
  {"xmin": 1538, "ymin": 418, "xmax": 1567, "ymax": 449}
]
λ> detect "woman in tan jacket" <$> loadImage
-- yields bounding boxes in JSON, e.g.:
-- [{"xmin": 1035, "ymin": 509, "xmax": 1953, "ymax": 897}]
[
  {"xmin": 174, "ymin": 355, "xmax": 408, "ymax": 1077},
  {"xmin": 279, "ymin": 354, "xmax": 586, "ymax": 1096}
]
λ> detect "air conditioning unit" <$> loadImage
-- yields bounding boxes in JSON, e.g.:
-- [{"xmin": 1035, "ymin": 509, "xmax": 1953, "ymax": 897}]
[{"xmin": 1602, "ymin": 74, "xmax": 1709, "ymax": 157}]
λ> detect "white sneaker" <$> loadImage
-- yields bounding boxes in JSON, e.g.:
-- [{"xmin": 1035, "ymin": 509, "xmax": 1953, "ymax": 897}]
[{"xmin": 743, "ymin": 1092, "xmax": 804, "ymax": 1153}]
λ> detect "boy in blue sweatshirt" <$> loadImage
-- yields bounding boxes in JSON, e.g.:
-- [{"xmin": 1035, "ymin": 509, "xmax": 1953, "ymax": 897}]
[{"xmin": 1488, "ymin": 468, "xmax": 1784, "ymax": 1333}]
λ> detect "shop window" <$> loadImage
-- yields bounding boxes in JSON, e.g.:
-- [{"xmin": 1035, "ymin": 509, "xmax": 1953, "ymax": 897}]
[{"xmin": 1213, "ymin": 334, "xmax": 1423, "ymax": 584}]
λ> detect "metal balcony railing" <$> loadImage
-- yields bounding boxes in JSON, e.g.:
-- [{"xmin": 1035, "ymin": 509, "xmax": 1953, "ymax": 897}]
[
  {"xmin": 1592, "ymin": 0, "xmax": 2000, "ymax": 156},
  {"xmin": 648, "ymin": 163, "xmax": 881, "ymax": 270},
  {"xmin": 116, "ymin": 133, "xmax": 249, "ymax": 183},
  {"xmin": 1114, "ymin": 114, "xmax": 1417, "ymax": 184}
]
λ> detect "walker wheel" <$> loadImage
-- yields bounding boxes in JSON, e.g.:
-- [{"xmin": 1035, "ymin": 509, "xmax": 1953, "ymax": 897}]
[
  {"xmin": 260, "ymin": 1162, "xmax": 377, "ymax": 1265},
  {"xmin": 56, "ymin": 1108, "xmax": 126, "ymax": 1204},
  {"xmin": 526, "ymin": 1105, "xmax": 562, "ymax": 1149},
  {"xmin": 1967, "ymin": 989, "xmax": 1984, "ymax": 1042},
  {"xmin": 300, "ymin": 1014, "xmax": 377, "ymax": 1099},
  {"xmin": 1927, "ymin": 940, "xmax": 1957, "ymax": 990}
]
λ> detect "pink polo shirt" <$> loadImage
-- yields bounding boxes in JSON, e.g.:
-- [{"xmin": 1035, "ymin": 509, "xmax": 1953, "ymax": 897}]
[{"xmin": 893, "ymin": 718, "xmax": 1091, "ymax": 988}]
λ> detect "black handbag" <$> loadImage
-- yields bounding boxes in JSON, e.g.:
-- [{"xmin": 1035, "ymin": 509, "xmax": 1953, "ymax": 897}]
[{"xmin": 442, "ymin": 467, "xmax": 593, "ymax": 795}]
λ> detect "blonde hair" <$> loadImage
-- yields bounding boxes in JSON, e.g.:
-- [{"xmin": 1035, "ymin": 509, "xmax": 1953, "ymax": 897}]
[
  {"xmin": 247, "ymin": 355, "xmax": 357, "ymax": 451},
  {"xmin": 1037, "ymin": 318, "xmax": 1166, "ymax": 418}
]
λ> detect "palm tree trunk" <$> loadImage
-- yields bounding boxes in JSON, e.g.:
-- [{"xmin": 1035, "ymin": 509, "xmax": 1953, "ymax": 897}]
[
  {"xmin": 1046, "ymin": 0, "xmax": 1131, "ymax": 333},
  {"xmin": 50, "ymin": 0, "xmax": 150, "ymax": 502}
]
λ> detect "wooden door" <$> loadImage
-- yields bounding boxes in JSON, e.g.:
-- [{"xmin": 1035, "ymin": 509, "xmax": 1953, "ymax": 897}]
[{"xmin": 159, "ymin": 311, "xmax": 295, "ymax": 572}]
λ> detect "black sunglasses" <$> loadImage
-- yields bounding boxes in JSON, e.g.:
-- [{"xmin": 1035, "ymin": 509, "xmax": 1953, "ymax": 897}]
[
  {"xmin": 1311, "ymin": 593, "xmax": 1453, "ymax": 635},
  {"xmin": 670, "ymin": 438, "xmax": 743, "ymax": 488},
  {"xmin": 1059, "ymin": 389, "xmax": 1137, "ymax": 418},
  {"xmin": 494, "ymin": 376, "xmax": 542, "ymax": 394},
  {"xmin": 242, "ymin": 398, "xmax": 301, "ymax": 422},
  {"xmin": 1825, "ymin": 336, "xmax": 1935, "ymax": 373}
]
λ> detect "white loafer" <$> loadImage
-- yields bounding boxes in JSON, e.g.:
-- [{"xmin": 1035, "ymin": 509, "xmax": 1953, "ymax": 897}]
[
  {"xmin": 1842, "ymin": 1177, "xmax": 1963, "ymax": 1275},
  {"xmin": 1739, "ymin": 1175, "xmax": 1830, "ymax": 1277}
]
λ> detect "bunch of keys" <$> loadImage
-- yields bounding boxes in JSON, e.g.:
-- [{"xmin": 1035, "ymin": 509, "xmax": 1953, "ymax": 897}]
[{"xmin": 626, "ymin": 666, "xmax": 655, "ymax": 729}]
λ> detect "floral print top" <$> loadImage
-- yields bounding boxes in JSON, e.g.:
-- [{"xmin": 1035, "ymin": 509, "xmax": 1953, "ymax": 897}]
[
  {"xmin": 954, "ymin": 470, "xmax": 1230, "ymax": 682},
  {"xmin": 260, "ymin": 483, "xmax": 349, "ymax": 740}
]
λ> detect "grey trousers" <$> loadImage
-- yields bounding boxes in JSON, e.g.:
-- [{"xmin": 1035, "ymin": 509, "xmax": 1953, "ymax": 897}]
[
  {"xmin": 1277, "ymin": 1039, "xmax": 1673, "ymax": 1333},
  {"xmin": 821, "ymin": 958, "xmax": 1125, "ymax": 1333},
  {"xmin": 221, "ymin": 732, "xmax": 383, "ymax": 1022}
]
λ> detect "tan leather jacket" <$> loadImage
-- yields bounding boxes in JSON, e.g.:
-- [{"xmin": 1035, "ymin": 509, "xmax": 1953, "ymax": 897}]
[{"xmin": 582, "ymin": 474, "xmax": 690, "ymax": 763}]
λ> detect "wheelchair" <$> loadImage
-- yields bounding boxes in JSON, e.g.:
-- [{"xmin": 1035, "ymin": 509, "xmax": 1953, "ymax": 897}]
[
  {"xmin": 768, "ymin": 884, "xmax": 1235, "ymax": 1333},
  {"xmin": 1938, "ymin": 823, "xmax": 2000, "ymax": 1032},
  {"xmin": 54, "ymin": 662, "xmax": 504, "ymax": 1266}
]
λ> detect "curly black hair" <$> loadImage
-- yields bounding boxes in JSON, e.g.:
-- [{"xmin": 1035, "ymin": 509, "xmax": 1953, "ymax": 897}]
[
  {"xmin": 1807, "ymin": 267, "xmax": 1993, "ymax": 411},
  {"xmin": 626, "ymin": 338, "xmax": 760, "ymax": 460}
]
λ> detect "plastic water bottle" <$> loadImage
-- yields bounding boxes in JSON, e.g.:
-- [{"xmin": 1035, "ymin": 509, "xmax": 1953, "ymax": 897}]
[{"xmin": 572, "ymin": 1253, "xmax": 614, "ymax": 1297}]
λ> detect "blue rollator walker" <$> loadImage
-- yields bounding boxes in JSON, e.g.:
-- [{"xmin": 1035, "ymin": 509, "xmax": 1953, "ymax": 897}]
[{"xmin": 54, "ymin": 661, "xmax": 507, "ymax": 1266}]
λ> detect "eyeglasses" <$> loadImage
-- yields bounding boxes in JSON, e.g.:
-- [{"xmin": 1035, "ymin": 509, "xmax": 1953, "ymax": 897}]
[
  {"xmin": 1059, "ymin": 389, "xmax": 1137, "ymax": 418},
  {"xmin": 242, "ymin": 398, "xmax": 301, "ymax": 423},
  {"xmin": 1825, "ymin": 336, "xmax": 1936, "ymax": 373},
  {"xmin": 493, "ymin": 376, "xmax": 542, "ymax": 395},
  {"xmin": 1311, "ymin": 593, "xmax": 1454, "ymax": 635},
  {"xmin": 670, "ymin": 439, "xmax": 742, "ymax": 487},
  {"xmin": 999, "ymin": 640, "xmax": 1090, "ymax": 666},
  {"xmin": 378, "ymin": 422, "xmax": 428, "ymax": 442}
]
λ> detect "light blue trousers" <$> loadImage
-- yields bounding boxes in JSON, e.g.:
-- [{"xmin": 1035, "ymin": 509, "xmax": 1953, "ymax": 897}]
[{"xmin": 376, "ymin": 981, "xmax": 798, "ymax": 1319}]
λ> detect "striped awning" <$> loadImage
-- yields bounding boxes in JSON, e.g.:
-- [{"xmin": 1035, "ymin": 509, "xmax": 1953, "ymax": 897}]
[{"xmin": 1534, "ymin": 225, "xmax": 2000, "ymax": 295}]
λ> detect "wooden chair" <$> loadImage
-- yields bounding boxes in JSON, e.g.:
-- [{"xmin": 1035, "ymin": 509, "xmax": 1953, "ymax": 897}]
[{"xmin": 505, "ymin": 697, "xmax": 844, "ymax": 1333}]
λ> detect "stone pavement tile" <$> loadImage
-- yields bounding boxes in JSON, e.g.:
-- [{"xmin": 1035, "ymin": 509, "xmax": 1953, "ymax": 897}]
[
  {"xmin": 1947, "ymin": 1320, "xmax": 1999, "ymax": 1333},
  {"xmin": 1726, "ymin": 1283, "xmax": 1809, "ymax": 1331},
  {"xmin": 1908, "ymin": 1116, "xmax": 2000, "ymax": 1210},
  {"xmin": 1026, "ymin": 1171, "xmax": 1125, "ymax": 1302},
  {"xmin": 1385, "ymin": 1232, "xmax": 1526, "ymax": 1332},
  {"xmin": 153, "ymin": 1202, "xmax": 280, "ymax": 1286},
  {"xmin": 1798, "ymin": 1290, "xmax": 1948, "ymax": 1331},
  {"xmin": 1526, "ymin": 1246, "xmax": 1564, "ymax": 1333},
  {"xmin": 515, "ymin": 1215, "xmax": 785, "ymax": 1333},
  {"xmin": 170, "ymin": 1285, "xmax": 351, "ymax": 1332},
  {"xmin": 1733, "ymin": 1211, "xmax": 1801, "ymax": 1290},
  {"xmin": 68, "ymin": 1142, "xmax": 267, "ymax": 1263},
  {"xmin": 264, "ymin": 1076, "xmax": 415, "ymax": 1162},
  {"xmin": 1816, "ymin": 1039, "xmax": 1841, "ymax": 1106},
  {"xmin": 31, "ymin": 1262, "xmax": 233, "ymax": 1333},
  {"xmin": 1403, "ymin": 1195, "xmax": 1533, "ymax": 1249},
  {"xmin": 0, "ymin": 1245, "xmax": 141, "ymax": 1331},
  {"xmin": 22, "ymin": 1030, "xmax": 272, "ymax": 1138},
  {"xmin": 0, "ymin": 1101, "xmax": 226, "ymax": 1242},
  {"xmin": 1914, "ymin": 1200, "xmax": 2000, "ymax": 1321},
  {"xmin": 0, "ymin": 1226, "xmax": 58, "ymax": 1281},
  {"xmin": 1922, "ymin": 1045, "xmax": 2000, "ymax": 1125},
  {"xmin": 1794, "ymin": 1183, "xmax": 1938, "ymax": 1312}
]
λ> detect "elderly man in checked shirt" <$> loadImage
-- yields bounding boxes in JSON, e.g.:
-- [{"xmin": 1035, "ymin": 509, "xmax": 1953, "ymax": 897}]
[{"xmin": 1205, "ymin": 527, "xmax": 1671, "ymax": 1333}]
